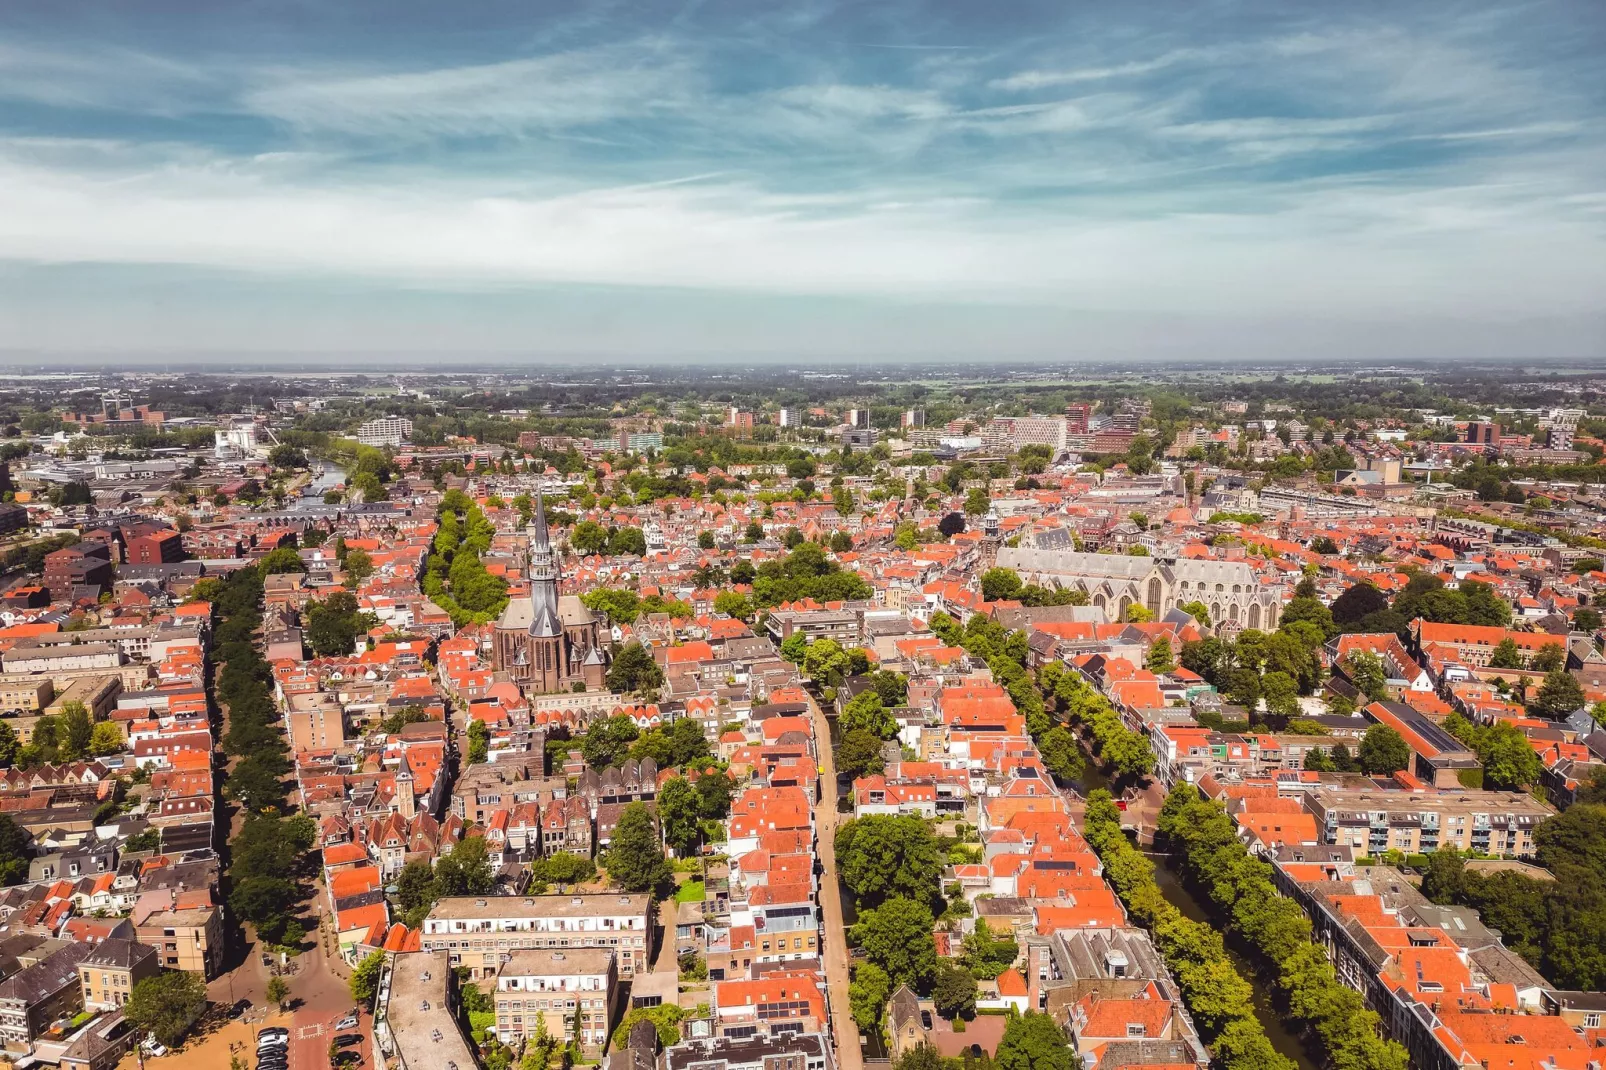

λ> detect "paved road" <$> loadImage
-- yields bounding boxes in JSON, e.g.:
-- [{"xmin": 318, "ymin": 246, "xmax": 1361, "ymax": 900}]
[{"xmin": 808, "ymin": 694, "xmax": 863, "ymax": 1070}]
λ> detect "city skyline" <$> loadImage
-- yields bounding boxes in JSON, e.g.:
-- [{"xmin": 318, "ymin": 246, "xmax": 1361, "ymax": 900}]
[{"xmin": 1, "ymin": 0, "xmax": 1603, "ymax": 361}]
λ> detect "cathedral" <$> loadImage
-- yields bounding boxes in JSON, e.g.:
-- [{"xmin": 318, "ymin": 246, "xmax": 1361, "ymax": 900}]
[{"xmin": 493, "ymin": 496, "xmax": 608, "ymax": 693}]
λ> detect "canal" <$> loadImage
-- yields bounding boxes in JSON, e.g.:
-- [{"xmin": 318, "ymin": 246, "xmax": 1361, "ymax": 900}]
[{"xmin": 1066, "ymin": 753, "xmax": 1320, "ymax": 1070}]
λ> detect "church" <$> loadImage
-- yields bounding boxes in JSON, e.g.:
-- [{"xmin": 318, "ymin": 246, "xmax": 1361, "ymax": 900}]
[
  {"xmin": 493, "ymin": 496, "xmax": 608, "ymax": 693},
  {"xmin": 995, "ymin": 546, "xmax": 1284, "ymax": 631}
]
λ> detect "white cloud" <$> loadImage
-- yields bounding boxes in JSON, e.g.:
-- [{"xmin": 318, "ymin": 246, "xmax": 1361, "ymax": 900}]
[
  {"xmin": 0, "ymin": 141, "xmax": 1601, "ymax": 324},
  {"xmin": 243, "ymin": 42, "xmax": 699, "ymax": 135}
]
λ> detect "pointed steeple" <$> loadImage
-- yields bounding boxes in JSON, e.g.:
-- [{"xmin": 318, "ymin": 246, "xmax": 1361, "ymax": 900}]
[
  {"xmin": 526, "ymin": 491, "xmax": 562, "ymax": 638},
  {"xmin": 529, "ymin": 492, "xmax": 551, "ymax": 551}
]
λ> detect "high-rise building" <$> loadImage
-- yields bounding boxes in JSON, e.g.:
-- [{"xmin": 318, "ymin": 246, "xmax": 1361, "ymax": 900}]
[
  {"xmin": 777, "ymin": 407, "xmax": 803, "ymax": 427},
  {"xmin": 847, "ymin": 408, "xmax": 870, "ymax": 429},
  {"xmin": 1065, "ymin": 403, "xmax": 1092, "ymax": 434},
  {"xmin": 356, "ymin": 415, "xmax": 413, "ymax": 447},
  {"xmin": 1465, "ymin": 422, "xmax": 1501, "ymax": 445},
  {"xmin": 900, "ymin": 408, "xmax": 926, "ymax": 429}
]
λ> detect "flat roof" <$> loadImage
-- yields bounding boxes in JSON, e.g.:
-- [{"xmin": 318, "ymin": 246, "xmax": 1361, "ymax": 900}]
[{"xmin": 382, "ymin": 951, "xmax": 478, "ymax": 1070}]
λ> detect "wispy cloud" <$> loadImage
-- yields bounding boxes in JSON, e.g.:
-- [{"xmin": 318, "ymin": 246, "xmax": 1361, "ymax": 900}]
[{"xmin": 0, "ymin": 0, "xmax": 1601, "ymax": 359}]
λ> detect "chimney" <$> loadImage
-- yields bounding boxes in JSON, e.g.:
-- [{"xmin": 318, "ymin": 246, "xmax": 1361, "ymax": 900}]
[{"xmin": 1027, "ymin": 943, "xmax": 1049, "ymax": 1010}]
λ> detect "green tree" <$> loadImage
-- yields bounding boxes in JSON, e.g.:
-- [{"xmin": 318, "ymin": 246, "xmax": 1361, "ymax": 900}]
[
  {"xmin": 836, "ymin": 814, "xmax": 944, "ymax": 909},
  {"xmin": 849, "ymin": 961, "xmax": 892, "ymax": 1032},
  {"xmin": 697, "ymin": 530, "xmax": 715, "ymax": 550},
  {"xmin": 0, "ymin": 812, "xmax": 28, "ymax": 885},
  {"xmin": 1489, "ymin": 637, "xmax": 1526, "ymax": 670},
  {"xmin": 1178, "ymin": 600, "xmax": 1211, "ymax": 627},
  {"xmin": 0, "ymin": 722, "xmax": 17, "ymax": 768},
  {"xmin": 350, "ymin": 949, "xmax": 386, "ymax": 1005},
  {"xmin": 125, "ymin": 970, "xmax": 209, "ymax": 1048},
  {"xmin": 836, "ymin": 728, "xmax": 886, "ymax": 780},
  {"xmin": 466, "ymin": 719, "xmax": 489, "ymax": 764},
  {"xmin": 892, "ymin": 1044, "xmax": 946, "ymax": 1070},
  {"xmin": 343, "ymin": 548, "xmax": 374, "ymax": 584},
  {"xmin": 960, "ymin": 918, "xmax": 1019, "ymax": 980},
  {"xmin": 1359, "ymin": 724, "xmax": 1412, "ymax": 775},
  {"xmin": 259, "ymin": 547, "xmax": 306, "ymax": 574},
  {"xmin": 964, "ymin": 487, "xmax": 991, "ymax": 517},
  {"xmin": 603, "ymin": 801, "xmax": 672, "ymax": 895},
  {"xmin": 87, "ymin": 721, "xmax": 124, "ymax": 756},
  {"xmin": 59, "ymin": 701, "xmax": 92, "ymax": 761},
  {"xmin": 582, "ymin": 714, "xmax": 642, "ymax": 769},
  {"xmin": 841, "ymin": 689, "xmax": 896, "ymax": 738},
  {"xmin": 853, "ymin": 897, "xmax": 937, "ymax": 992},
  {"xmin": 980, "ymin": 567, "xmax": 1023, "ymax": 602},
  {"xmin": 1531, "ymin": 669, "xmax": 1586, "ymax": 719},
  {"xmin": 266, "ymin": 976, "xmax": 289, "ymax": 1009},
  {"xmin": 435, "ymin": 835, "xmax": 495, "ymax": 896},
  {"xmin": 607, "ymin": 641, "xmax": 665, "ymax": 696},
  {"xmin": 932, "ymin": 964, "xmax": 977, "ymax": 1020},
  {"xmin": 994, "ymin": 1010, "xmax": 1077, "ymax": 1070},
  {"xmin": 1344, "ymin": 651, "xmax": 1387, "ymax": 703},
  {"xmin": 657, "ymin": 776, "xmax": 702, "ymax": 857},
  {"xmin": 1146, "ymin": 636, "xmax": 1175, "ymax": 674}
]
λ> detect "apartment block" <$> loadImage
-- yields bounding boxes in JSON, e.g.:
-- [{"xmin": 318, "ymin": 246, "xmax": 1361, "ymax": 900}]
[
  {"xmin": 420, "ymin": 894, "xmax": 653, "ymax": 980},
  {"xmin": 491, "ymin": 948, "xmax": 618, "ymax": 1052},
  {"xmin": 1302, "ymin": 788, "xmax": 1552, "ymax": 857}
]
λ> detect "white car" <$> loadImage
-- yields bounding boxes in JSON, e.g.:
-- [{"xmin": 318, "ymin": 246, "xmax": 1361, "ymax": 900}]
[
  {"xmin": 257, "ymin": 1029, "xmax": 290, "ymax": 1050},
  {"xmin": 142, "ymin": 1038, "xmax": 169, "ymax": 1057}
]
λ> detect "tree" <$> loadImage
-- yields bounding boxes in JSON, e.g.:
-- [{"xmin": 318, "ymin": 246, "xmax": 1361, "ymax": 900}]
[
  {"xmin": 1531, "ymin": 669, "xmax": 1585, "ymax": 719},
  {"xmin": 849, "ymin": 962, "xmax": 891, "ymax": 1032},
  {"xmin": 607, "ymin": 641, "xmax": 665, "ymax": 696},
  {"xmin": 1178, "ymin": 600, "xmax": 1211, "ymax": 627},
  {"xmin": 836, "ymin": 815, "xmax": 944, "ymax": 909},
  {"xmin": 572, "ymin": 521, "xmax": 609, "ymax": 555},
  {"xmin": 713, "ymin": 591, "xmax": 752, "ymax": 620},
  {"xmin": 582, "ymin": 714, "xmax": 641, "ymax": 769},
  {"xmin": 1532, "ymin": 643, "xmax": 1567, "ymax": 674},
  {"xmin": 0, "ymin": 721, "xmax": 18, "ymax": 768},
  {"xmin": 657, "ymin": 776, "xmax": 702, "ymax": 856},
  {"xmin": 603, "ymin": 802, "xmax": 672, "ymax": 895},
  {"xmin": 1039, "ymin": 725, "xmax": 1086, "ymax": 784},
  {"xmin": 466, "ymin": 719, "xmax": 489, "ymax": 764},
  {"xmin": 88, "ymin": 721, "xmax": 123, "ymax": 756},
  {"xmin": 960, "ymin": 918, "xmax": 1019, "ymax": 980},
  {"xmin": 343, "ymin": 548, "xmax": 374, "ymax": 584},
  {"xmin": 841, "ymin": 689, "xmax": 896, "ymax": 738},
  {"xmin": 853, "ymin": 897, "xmax": 937, "ymax": 992},
  {"xmin": 697, "ymin": 530, "xmax": 715, "ymax": 550},
  {"xmin": 0, "ymin": 812, "xmax": 28, "ymax": 885},
  {"xmin": 125, "ymin": 970, "xmax": 208, "ymax": 1047},
  {"xmin": 1146, "ymin": 636, "xmax": 1175, "ymax": 674},
  {"xmin": 938, "ymin": 512, "xmax": 966, "ymax": 537},
  {"xmin": 1489, "ymin": 637, "xmax": 1526, "ymax": 670},
  {"xmin": 981, "ymin": 568, "xmax": 1023, "ymax": 602},
  {"xmin": 351, "ymin": 949, "xmax": 386, "ymax": 1005},
  {"xmin": 1344, "ymin": 651, "xmax": 1387, "ymax": 703},
  {"xmin": 1260, "ymin": 671, "xmax": 1300, "ymax": 725},
  {"xmin": 266, "ymin": 976, "xmax": 289, "ymax": 1009},
  {"xmin": 259, "ymin": 547, "xmax": 306, "ymax": 574},
  {"xmin": 932, "ymin": 964, "xmax": 977, "ymax": 1020},
  {"xmin": 59, "ymin": 701, "xmax": 92, "ymax": 761},
  {"xmin": 779, "ymin": 631, "xmax": 809, "ymax": 663},
  {"xmin": 1359, "ymin": 724, "xmax": 1411, "ymax": 776},
  {"xmin": 435, "ymin": 835, "xmax": 495, "ymax": 896},
  {"xmin": 994, "ymin": 1010, "xmax": 1077, "ymax": 1070},
  {"xmin": 836, "ymin": 728, "xmax": 886, "ymax": 780},
  {"xmin": 1330, "ymin": 582, "xmax": 1390, "ymax": 627},
  {"xmin": 893, "ymin": 1044, "xmax": 946, "ymax": 1070}
]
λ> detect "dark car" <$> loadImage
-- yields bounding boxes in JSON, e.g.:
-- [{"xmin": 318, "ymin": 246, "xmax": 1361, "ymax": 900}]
[{"xmin": 333, "ymin": 1035, "xmax": 363, "ymax": 1048}]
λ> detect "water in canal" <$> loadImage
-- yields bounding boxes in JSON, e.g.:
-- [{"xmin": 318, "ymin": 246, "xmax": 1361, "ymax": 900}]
[{"xmin": 1065, "ymin": 752, "xmax": 1320, "ymax": 1070}]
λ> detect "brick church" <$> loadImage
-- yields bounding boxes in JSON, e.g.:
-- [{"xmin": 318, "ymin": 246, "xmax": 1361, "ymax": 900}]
[{"xmin": 492, "ymin": 496, "xmax": 607, "ymax": 693}]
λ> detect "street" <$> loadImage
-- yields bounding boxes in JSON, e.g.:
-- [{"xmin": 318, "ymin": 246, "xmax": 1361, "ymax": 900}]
[{"xmin": 808, "ymin": 692, "xmax": 864, "ymax": 1070}]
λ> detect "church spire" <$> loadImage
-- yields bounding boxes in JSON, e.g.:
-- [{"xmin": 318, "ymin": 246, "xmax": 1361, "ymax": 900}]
[{"xmin": 529, "ymin": 491, "xmax": 551, "ymax": 551}]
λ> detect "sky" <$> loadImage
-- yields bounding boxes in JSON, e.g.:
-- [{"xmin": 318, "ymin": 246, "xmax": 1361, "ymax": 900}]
[{"xmin": 0, "ymin": 0, "xmax": 1603, "ymax": 364}]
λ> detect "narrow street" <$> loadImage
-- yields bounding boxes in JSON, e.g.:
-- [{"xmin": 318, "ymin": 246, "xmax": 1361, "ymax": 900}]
[{"xmin": 808, "ymin": 693, "xmax": 864, "ymax": 1070}]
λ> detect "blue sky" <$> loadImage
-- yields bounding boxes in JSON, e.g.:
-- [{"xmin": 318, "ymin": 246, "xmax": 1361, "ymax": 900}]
[{"xmin": 0, "ymin": 0, "xmax": 1602, "ymax": 363}]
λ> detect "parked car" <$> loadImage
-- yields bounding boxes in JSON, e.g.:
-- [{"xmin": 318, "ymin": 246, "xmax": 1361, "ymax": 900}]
[{"xmin": 258, "ymin": 1027, "xmax": 290, "ymax": 1049}]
